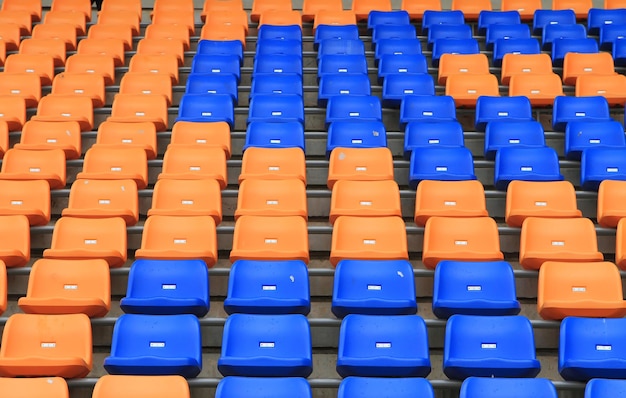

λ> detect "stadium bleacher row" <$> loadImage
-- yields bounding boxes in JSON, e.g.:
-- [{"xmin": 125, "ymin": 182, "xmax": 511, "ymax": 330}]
[{"xmin": 3, "ymin": 0, "xmax": 626, "ymax": 397}]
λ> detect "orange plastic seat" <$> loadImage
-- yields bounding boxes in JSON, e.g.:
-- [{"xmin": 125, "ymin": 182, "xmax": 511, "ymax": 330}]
[
  {"xmin": 18, "ymin": 258, "xmax": 111, "ymax": 317},
  {"xmin": 135, "ymin": 215, "xmax": 218, "ymax": 267},
  {"xmin": 87, "ymin": 24, "xmax": 134, "ymax": 51},
  {"xmin": 303, "ymin": 0, "xmax": 343, "ymax": 22},
  {"xmin": 0, "ymin": 148, "xmax": 66, "ymax": 189},
  {"xmin": 93, "ymin": 375, "xmax": 190, "ymax": 398},
  {"xmin": 0, "ymin": 121, "xmax": 7, "ymax": 157},
  {"xmin": 128, "ymin": 54, "xmax": 179, "ymax": 84},
  {"xmin": 446, "ymin": 74, "xmax": 500, "ymax": 107},
  {"xmin": 0, "ymin": 377, "xmax": 69, "ymax": 397},
  {"xmin": 562, "ymin": 52, "xmax": 616, "ymax": 86},
  {"xmin": 0, "ymin": 96, "xmax": 26, "ymax": 131},
  {"xmin": 119, "ymin": 72, "xmax": 173, "ymax": 106},
  {"xmin": 44, "ymin": 10, "xmax": 87, "ymax": 36},
  {"xmin": 401, "ymin": 0, "xmax": 441, "ymax": 20},
  {"xmin": 438, "ymin": 53, "xmax": 490, "ymax": 86},
  {"xmin": 4, "ymin": 54, "xmax": 55, "ymax": 86},
  {"xmin": 327, "ymin": 147, "xmax": 394, "ymax": 189},
  {"xmin": 505, "ymin": 181, "xmax": 582, "ymax": 227},
  {"xmin": 414, "ymin": 180, "xmax": 488, "ymax": 227},
  {"xmin": 65, "ymin": 54, "xmax": 116, "ymax": 86},
  {"xmin": 0, "ymin": 73, "xmax": 41, "ymax": 108},
  {"xmin": 95, "ymin": 121, "xmax": 157, "ymax": 160},
  {"xmin": 148, "ymin": 179, "xmax": 222, "ymax": 224},
  {"xmin": 422, "ymin": 216, "xmax": 504, "ymax": 269},
  {"xmin": 14, "ymin": 120, "xmax": 82, "ymax": 160},
  {"xmin": 77, "ymin": 38, "xmax": 125, "ymax": 67},
  {"xmin": 203, "ymin": 9, "xmax": 249, "ymax": 35},
  {"xmin": 519, "ymin": 217, "xmax": 604, "ymax": 270},
  {"xmin": 259, "ymin": 10, "xmax": 303, "ymax": 28},
  {"xmin": 501, "ymin": 54, "xmax": 554, "ymax": 86},
  {"xmin": 96, "ymin": 10, "xmax": 140, "ymax": 36},
  {"xmin": 153, "ymin": 0, "xmax": 194, "ymax": 12},
  {"xmin": 144, "ymin": 24, "xmax": 190, "ymax": 51},
  {"xmin": 136, "ymin": 38, "xmax": 184, "ymax": 66},
  {"xmin": 330, "ymin": 215, "xmax": 407, "ymax": 266},
  {"xmin": 553, "ymin": 0, "xmax": 592, "ymax": 18},
  {"xmin": 330, "ymin": 179, "xmax": 401, "ymax": 224},
  {"xmin": 240, "ymin": 147, "xmax": 306, "ymax": 183},
  {"xmin": 235, "ymin": 178, "xmax": 307, "ymax": 220},
  {"xmin": 62, "ymin": 179, "xmax": 139, "ymax": 226},
  {"xmin": 230, "ymin": 215, "xmax": 309, "ymax": 263},
  {"xmin": 32, "ymin": 23, "xmax": 77, "ymax": 51},
  {"xmin": 107, "ymin": 93, "xmax": 169, "ymax": 132},
  {"xmin": 0, "ymin": 215, "xmax": 30, "ymax": 267},
  {"xmin": 171, "ymin": 121, "xmax": 231, "ymax": 159},
  {"xmin": 501, "ymin": 0, "xmax": 542, "ymax": 21},
  {"xmin": 576, "ymin": 74, "xmax": 626, "ymax": 106},
  {"xmin": 77, "ymin": 147, "xmax": 148, "ymax": 189},
  {"xmin": 18, "ymin": 38, "xmax": 66, "ymax": 67},
  {"xmin": 0, "ymin": 23, "xmax": 21, "ymax": 51},
  {"xmin": 0, "ymin": 10, "xmax": 32, "ymax": 36},
  {"xmin": 1, "ymin": 0, "xmax": 41, "ymax": 22},
  {"xmin": 606, "ymin": 0, "xmax": 626, "ymax": 7},
  {"xmin": 509, "ymin": 73, "xmax": 564, "ymax": 106},
  {"xmin": 351, "ymin": 0, "xmax": 392, "ymax": 21},
  {"xmin": 99, "ymin": 0, "xmax": 142, "ymax": 20},
  {"xmin": 151, "ymin": 9, "xmax": 196, "ymax": 35},
  {"xmin": 31, "ymin": 94, "xmax": 94, "ymax": 131},
  {"xmin": 200, "ymin": 24, "xmax": 246, "ymax": 47},
  {"xmin": 598, "ymin": 180, "xmax": 626, "ymax": 228},
  {"xmin": 203, "ymin": 0, "xmax": 244, "ymax": 16},
  {"xmin": 251, "ymin": 0, "xmax": 292, "ymax": 22},
  {"xmin": 538, "ymin": 261, "xmax": 626, "ymax": 320},
  {"xmin": 159, "ymin": 146, "xmax": 227, "ymax": 189},
  {"xmin": 0, "ymin": 180, "xmax": 51, "ymax": 226},
  {"xmin": 43, "ymin": 216, "xmax": 128, "ymax": 268},
  {"xmin": 51, "ymin": 0, "xmax": 93, "ymax": 22},
  {"xmin": 0, "ymin": 313, "xmax": 92, "ymax": 378},
  {"xmin": 451, "ymin": 0, "xmax": 492, "ymax": 20},
  {"xmin": 313, "ymin": 10, "xmax": 357, "ymax": 31},
  {"xmin": 51, "ymin": 72, "xmax": 106, "ymax": 108}
]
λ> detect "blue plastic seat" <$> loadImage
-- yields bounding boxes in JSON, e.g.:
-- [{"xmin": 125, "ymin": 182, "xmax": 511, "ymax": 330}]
[
  {"xmin": 185, "ymin": 73, "xmax": 238, "ymax": 104},
  {"xmin": 176, "ymin": 94, "xmax": 235, "ymax": 127},
  {"xmin": 196, "ymin": 40, "xmax": 244, "ymax": 63},
  {"xmin": 485, "ymin": 24, "xmax": 531, "ymax": 50},
  {"xmin": 216, "ymin": 377, "xmax": 312, "ymax": 398},
  {"xmin": 224, "ymin": 260, "xmax": 310, "ymax": 314},
  {"xmin": 250, "ymin": 73, "xmax": 303, "ymax": 97},
  {"xmin": 248, "ymin": 94, "xmax": 304, "ymax": 125},
  {"xmin": 326, "ymin": 95, "xmax": 382, "ymax": 128},
  {"xmin": 318, "ymin": 54, "xmax": 368, "ymax": 77},
  {"xmin": 432, "ymin": 38, "xmax": 480, "ymax": 66},
  {"xmin": 477, "ymin": 10, "xmax": 521, "ymax": 35},
  {"xmin": 532, "ymin": 9, "xmax": 577, "ymax": 35},
  {"xmin": 258, "ymin": 25, "xmax": 303, "ymax": 42},
  {"xmin": 327, "ymin": 121, "xmax": 387, "ymax": 158},
  {"xmin": 552, "ymin": 38, "xmax": 599, "ymax": 67},
  {"xmin": 494, "ymin": 146, "xmax": 564, "ymax": 190},
  {"xmin": 433, "ymin": 260, "xmax": 521, "ymax": 319},
  {"xmin": 484, "ymin": 121, "xmax": 545, "ymax": 160},
  {"xmin": 372, "ymin": 25, "xmax": 417, "ymax": 48},
  {"xmin": 120, "ymin": 259, "xmax": 210, "ymax": 317},
  {"xmin": 560, "ymin": 317, "xmax": 626, "ymax": 381},
  {"xmin": 613, "ymin": 37, "xmax": 626, "ymax": 66},
  {"xmin": 493, "ymin": 38, "xmax": 541, "ymax": 67},
  {"xmin": 460, "ymin": 377, "xmax": 557, "ymax": 398},
  {"xmin": 382, "ymin": 73, "xmax": 435, "ymax": 107},
  {"xmin": 409, "ymin": 146, "xmax": 476, "ymax": 189},
  {"xmin": 542, "ymin": 23, "xmax": 587, "ymax": 51},
  {"xmin": 338, "ymin": 377, "xmax": 434, "ymax": 398},
  {"xmin": 400, "ymin": 95, "xmax": 457, "ymax": 128},
  {"xmin": 318, "ymin": 39, "xmax": 366, "ymax": 60},
  {"xmin": 256, "ymin": 39, "xmax": 302, "ymax": 57},
  {"xmin": 427, "ymin": 24, "xmax": 473, "ymax": 50},
  {"xmin": 565, "ymin": 121, "xmax": 626, "ymax": 160},
  {"xmin": 588, "ymin": 8, "xmax": 626, "ymax": 35},
  {"xmin": 318, "ymin": 74, "xmax": 372, "ymax": 106},
  {"xmin": 404, "ymin": 121, "xmax": 464, "ymax": 159},
  {"xmin": 374, "ymin": 38, "xmax": 422, "ymax": 61},
  {"xmin": 600, "ymin": 24, "xmax": 626, "ymax": 51},
  {"xmin": 444, "ymin": 314, "xmax": 541, "ymax": 380},
  {"xmin": 585, "ymin": 379, "xmax": 626, "ymax": 398},
  {"xmin": 191, "ymin": 54, "xmax": 241, "ymax": 82},
  {"xmin": 331, "ymin": 259, "xmax": 417, "ymax": 318},
  {"xmin": 377, "ymin": 54, "xmax": 428, "ymax": 83},
  {"xmin": 314, "ymin": 25, "xmax": 360, "ymax": 49},
  {"xmin": 244, "ymin": 122, "xmax": 306, "ymax": 152},
  {"xmin": 421, "ymin": 10, "xmax": 465, "ymax": 34},
  {"xmin": 337, "ymin": 314, "xmax": 431, "ymax": 377},
  {"xmin": 552, "ymin": 96, "xmax": 612, "ymax": 131},
  {"xmin": 217, "ymin": 313, "xmax": 313, "ymax": 377},
  {"xmin": 368, "ymin": 10, "xmax": 411, "ymax": 30},
  {"xmin": 475, "ymin": 96, "xmax": 534, "ymax": 131},
  {"xmin": 253, "ymin": 54, "xmax": 303, "ymax": 76},
  {"xmin": 103, "ymin": 314, "xmax": 202, "ymax": 377},
  {"xmin": 581, "ymin": 147, "xmax": 626, "ymax": 190}
]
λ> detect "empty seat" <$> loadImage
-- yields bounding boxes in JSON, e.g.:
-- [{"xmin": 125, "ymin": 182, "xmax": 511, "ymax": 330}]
[
  {"xmin": 339, "ymin": 376, "xmax": 433, "ymax": 398},
  {"xmin": 256, "ymin": 39, "xmax": 301, "ymax": 57},
  {"xmin": 501, "ymin": 0, "xmax": 541, "ymax": 20},
  {"xmin": 0, "ymin": 23, "xmax": 20, "ymax": 52},
  {"xmin": 136, "ymin": 38, "xmax": 184, "ymax": 67},
  {"xmin": 51, "ymin": 72, "xmax": 105, "ymax": 108},
  {"xmin": 475, "ymin": 95, "xmax": 533, "ymax": 132},
  {"xmin": 88, "ymin": 23, "xmax": 133, "ymax": 51},
  {"xmin": 218, "ymin": 313, "xmax": 312, "ymax": 377},
  {"xmin": 148, "ymin": 179, "xmax": 222, "ymax": 223},
  {"xmin": 612, "ymin": 37, "xmax": 626, "ymax": 66},
  {"xmin": 159, "ymin": 146, "xmax": 227, "ymax": 189},
  {"xmin": 400, "ymin": 95, "xmax": 457, "ymax": 127},
  {"xmin": 501, "ymin": 53, "xmax": 554, "ymax": 85},
  {"xmin": 378, "ymin": 54, "xmax": 428, "ymax": 83},
  {"xmin": 494, "ymin": 146, "xmax": 564, "ymax": 191},
  {"xmin": 421, "ymin": 10, "xmax": 464, "ymax": 34},
  {"xmin": 92, "ymin": 375, "xmax": 190, "ymax": 398},
  {"xmin": 565, "ymin": 121, "xmax": 625, "ymax": 160},
  {"xmin": 95, "ymin": 121, "xmax": 158, "ymax": 160},
  {"xmin": 199, "ymin": 24, "xmax": 246, "ymax": 47},
  {"xmin": 65, "ymin": 54, "xmax": 115, "ymax": 85},
  {"xmin": 576, "ymin": 74, "xmax": 626, "ymax": 106},
  {"xmin": 598, "ymin": 180, "xmax": 626, "ymax": 227},
  {"xmin": 104, "ymin": 314, "xmax": 202, "ymax": 378},
  {"xmin": 563, "ymin": 52, "xmax": 616, "ymax": 86},
  {"xmin": 151, "ymin": 9, "xmax": 196, "ymax": 35},
  {"xmin": 0, "ymin": 180, "xmax": 50, "ymax": 226},
  {"xmin": 0, "ymin": 92, "xmax": 26, "ymax": 129},
  {"xmin": 373, "ymin": 25, "xmax": 417, "ymax": 47},
  {"xmin": 185, "ymin": 74, "xmax": 238, "ymax": 103},
  {"xmin": 432, "ymin": 38, "xmax": 480, "ymax": 67},
  {"xmin": 250, "ymin": 74, "xmax": 303, "ymax": 98},
  {"xmin": 414, "ymin": 180, "xmax": 488, "ymax": 227},
  {"xmin": 319, "ymin": 55, "xmax": 368, "ymax": 77},
  {"xmin": 258, "ymin": 25, "xmax": 301, "ymax": 41},
  {"xmin": 14, "ymin": 120, "xmax": 81, "ymax": 160},
  {"xmin": 224, "ymin": 259, "xmax": 310, "ymax": 315},
  {"xmin": 327, "ymin": 121, "xmax": 387, "ymax": 157},
  {"xmin": 248, "ymin": 94, "xmax": 304, "ymax": 125},
  {"xmin": 196, "ymin": 40, "xmax": 244, "ymax": 63},
  {"xmin": 239, "ymin": 147, "xmax": 306, "ymax": 183},
  {"xmin": 170, "ymin": 120, "xmax": 231, "ymax": 158},
  {"xmin": 438, "ymin": 53, "xmax": 490, "ymax": 85},
  {"xmin": 0, "ymin": 377, "xmax": 69, "ymax": 398},
  {"xmin": 460, "ymin": 377, "xmax": 557, "ymax": 398},
  {"xmin": 542, "ymin": 23, "xmax": 587, "ymax": 51},
  {"xmin": 588, "ymin": 8, "xmax": 626, "ymax": 35},
  {"xmin": 108, "ymin": 93, "xmax": 169, "ymax": 131},
  {"xmin": 120, "ymin": 72, "xmax": 173, "ymax": 106},
  {"xmin": 203, "ymin": 9, "xmax": 248, "ymax": 36},
  {"xmin": 4, "ymin": 54, "xmax": 54, "ymax": 86},
  {"xmin": 129, "ymin": 54, "xmax": 179, "ymax": 84},
  {"xmin": 368, "ymin": 10, "xmax": 410, "ymax": 29},
  {"xmin": 330, "ymin": 180, "xmax": 401, "ymax": 224},
  {"xmin": 18, "ymin": 258, "xmax": 110, "ymax": 317},
  {"xmin": 533, "ymin": 9, "xmax": 577, "ymax": 35},
  {"xmin": 581, "ymin": 147, "xmax": 626, "ymax": 190},
  {"xmin": 509, "ymin": 73, "xmax": 564, "ymax": 106},
  {"xmin": 0, "ymin": 10, "xmax": 33, "ymax": 36},
  {"xmin": 77, "ymin": 38, "xmax": 125, "ymax": 67},
  {"xmin": 327, "ymin": 147, "xmax": 394, "ymax": 189},
  {"xmin": 236, "ymin": 179, "xmax": 307, "ymax": 219},
  {"xmin": 519, "ymin": 217, "xmax": 604, "ymax": 270},
  {"xmin": 552, "ymin": 95, "xmax": 613, "ymax": 131},
  {"xmin": 0, "ymin": 71, "xmax": 41, "ymax": 108},
  {"xmin": 337, "ymin": 314, "xmax": 430, "ymax": 377},
  {"xmin": 19, "ymin": 38, "xmax": 66, "ymax": 67},
  {"xmin": 409, "ymin": 146, "xmax": 477, "ymax": 189},
  {"xmin": 251, "ymin": 0, "xmax": 292, "ymax": 22},
  {"xmin": 404, "ymin": 121, "xmax": 464, "ymax": 159},
  {"xmin": 374, "ymin": 38, "xmax": 421, "ymax": 61},
  {"xmin": 1, "ymin": 0, "xmax": 41, "ymax": 22},
  {"xmin": 216, "ymin": 377, "xmax": 311, "ymax": 398},
  {"xmin": 493, "ymin": 38, "xmax": 541, "ymax": 67},
  {"xmin": 484, "ymin": 121, "xmax": 545, "ymax": 160},
  {"xmin": 258, "ymin": 10, "xmax": 302, "ymax": 28},
  {"xmin": 320, "ymin": 40, "xmax": 364, "ymax": 59},
  {"xmin": 135, "ymin": 215, "xmax": 218, "ymax": 267},
  {"xmin": 319, "ymin": 74, "xmax": 372, "ymax": 106},
  {"xmin": 31, "ymin": 94, "xmax": 93, "ymax": 131},
  {"xmin": 382, "ymin": 73, "xmax": 435, "ymax": 107},
  {"xmin": 332, "ymin": 259, "xmax": 416, "ymax": 318},
  {"xmin": 0, "ymin": 215, "xmax": 29, "ymax": 267},
  {"xmin": 254, "ymin": 54, "xmax": 302, "ymax": 76},
  {"xmin": 552, "ymin": 38, "xmax": 599, "ymax": 67},
  {"xmin": 176, "ymin": 94, "xmax": 234, "ymax": 128},
  {"xmin": 451, "ymin": 0, "xmax": 491, "ymax": 20},
  {"xmin": 326, "ymin": 96, "xmax": 382, "ymax": 127},
  {"xmin": 485, "ymin": 23, "xmax": 531, "ymax": 50},
  {"xmin": 315, "ymin": 25, "xmax": 360, "ymax": 48},
  {"xmin": 77, "ymin": 147, "xmax": 148, "ymax": 189},
  {"xmin": 402, "ymin": 0, "xmax": 441, "ymax": 20},
  {"xmin": 352, "ymin": 0, "xmax": 392, "ymax": 21},
  {"xmin": 0, "ymin": 148, "xmax": 66, "ymax": 190},
  {"xmin": 445, "ymin": 74, "xmax": 499, "ymax": 107},
  {"xmin": 585, "ymin": 379, "xmax": 626, "ymax": 398},
  {"xmin": 302, "ymin": 0, "xmax": 342, "ymax": 22},
  {"xmin": 477, "ymin": 9, "xmax": 521, "ymax": 34}
]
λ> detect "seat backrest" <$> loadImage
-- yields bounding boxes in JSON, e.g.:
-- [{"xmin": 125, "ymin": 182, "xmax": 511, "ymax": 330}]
[
  {"xmin": 4, "ymin": 54, "xmax": 54, "ymax": 85},
  {"xmin": 553, "ymin": 0, "xmax": 592, "ymax": 18},
  {"xmin": 351, "ymin": 0, "xmax": 392, "ymax": 21},
  {"xmin": 421, "ymin": 10, "xmax": 464, "ymax": 34},
  {"xmin": 79, "ymin": 146, "xmax": 148, "ymax": 189},
  {"xmin": 409, "ymin": 146, "xmax": 477, "ymax": 189},
  {"xmin": 63, "ymin": 179, "xmax": 139, "ymax": 226},
  {"xmin": 0, "ymin": 377, "xmax": 69, "ymax": 398},
  {"xmin": 565, "ymin": 120, "xmax": 626, "ymax": 160},
  {"xmin": 505, "ymin": 180, "xmax": 581, "ymax": 227},
  {"xmin": 34, "ymin": 94, "xmax": 94, "ymax": 131},
  {"xmin": 96, "ymin": 120, "xmax": 157, "ymax": 160},
  {"xmin": 0, "ymin": 72, "xmax": 42, "ymax": 107},
  {"xmin": 494, "ymin": 146, "xmax": 564, "ymax": 191},
  {"xmin": 598, "ymin": 180, "xmax": 626, "ymax": 227},
  {"xmin": 236, "ymin": 178, "xmax": 307, "ymax": 219},
  {"xmin": 532, "ymin": 9, "xmax": 577, "ymax": 35},
  {"xmin": 171, "ymin": 121, "xmax": 231, "ymax": 158},
  {"xmin": 137, "ymin": 38, "xmax": 184, "ymax": 66},
  {"xmin": 508, "ymin": 73, "xmax": 564, "ymax": 106},
  {"xmin": 109, "ymin": 93, "xmax": 168, "ymax": 131},
  {"xmin": 542, "ymin": 23, "xmax": 586, "ymax": 51},
  {"xmin": 438, "ymin": 53, "xmax": 489, "ymax": 85},
  {"xmin": 575, "ymin": 74, "xmax": 626, "ymax": 106},
  {"xmin": 460, "ymin": 377, "xmax": 557, "ymax": 398},
  {"xmin": 302, "ymin": 0, "xmax": 343, "ymax": 22},
  {"xmin": 414, "ymin": 180, "xmax": 488, "ymax": 226},
  {"xmin": 327, "ymin": 121, "xmax": 387, "ymax": 157},
  {"xmin": 77, "ymin": 38, "xmax": 125, "ymax": 66},
  {"xmin": 399, "ymin": 95, "xmax": 456, "ymax": 126},
  {"xmin": 51, "ymin": 72, "xmax": 105, "ymax": 108},
  {"xmin": 585, "ymin": 379, "xmax": 626, "ymax": 398},
  {"xmin": 145, "ymin": 23, "xmax": 191, "ymax": 51},
  {"xmin": 475, "ymin": 95, "xmax": 533, "ymax": 131},
  {"xmin": 50, "ymin": 0, "xmax": 92, "ymax": 21},
  {"xmin": 239, "ymin": 147, "xmax": 306, "ymax": 183},
  {"xmin": 151, "ymin": 9, "xmax": 196, "ymax": 34},
  {"xmin": 0, "ymin": 180, "xmax": 50, "ymax": 226},
  {"xmin": 445, "ymin": 73, "xmax": 499, "ymax": 107},
  {"xmin": 552, "ymin": 95, "xmax": 612, "ymax": 131},
  {"xmin": 128, "ymin": 54, "xmax": 179, "ymax": 84},
  {"xmin": 484, "ymin": 120, "xmax": 546, "ymax": 159},
  {"xmin": 31, "ymin": 23, "xmax": 77, "ymax": 50},
  {"xmin": 149, "ymin": 179, "xmax": 222, "ymax": 223},
  {"xmin": 251, "ymin": 0, "xmax": 292, "ymax": 22},
  {"xmin": 327, "ymin": 147, "xmax": 394, "ymax": 189},
  {"xmin": 176, "ymin": 93, "xmax": 234, "ymax": 128},
  {"xmin": 87, "ymin": 23, "xmax": 133, "ymax": 51},
  {"xmin": 258, "ymin": 10, "xmax": 302, "ymax": 28},
  {"xmin": 18, "ymin": 38, "xmax": 67, "ymax": 67},
  {"xmin": 93, "ymin": 375, "xmax": 190, "ymax": 398},
  {"xmin": 330, "ymin": 179, "xmax": 401, "ymax": 224},
  {"xmin": 326, "ymin": 95, "xmax": 382, "ymax": 126},
  {"xmin": 65, "ymin": 54, "xmax": 115, "ymax": 85},
  {"xmin": 119, "ymin": 72, "xmax": 173, "ymax": 106},
  {"xmin": 493, "ymin": 38, "xmax": 541, "ymax": 66},
  {"xmin": 96, "ymin": 10, "xmax": 140, "ymax": 36},
  {"xmin": 451, "ymin": 0, "xmax": 491, "ymax": 19},
  {"xmin": 16, "ymin": 120, "xmax": 81, "ymax": 160},
  {"xmin": 248, "ymin": 94, "xmax": 304, "ymax": 124},
  {"xmin": 0, "ymin": 148, "xmax": 66, "ymax": 189},
  {"xmin": 0, "ymin": 214, "xmax": 29, "ymax": 267},
  {"xmin": 501, "ymin": 53, "xmax": 554, "ymax": 85},
  {"xmin": 1, "ymin": 0, "xmax": 41, "ymax": 22},
  {"xmin": 563, "ymin": 52, "xmax": 616, "ymax": 86},
  {"xmin": 581, "ymin": 147, "xmax": 626, "ymax": 190},
  {"xmin": 160, "ymin": 146, "xmax": 227, "ymax": 189},
  {"xmin": 217, "ymin": 376, "xmax": 312, "ymax": 398}
]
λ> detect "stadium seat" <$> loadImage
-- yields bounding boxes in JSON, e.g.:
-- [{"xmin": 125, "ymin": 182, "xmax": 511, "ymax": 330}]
[
  {"xmin": 148, "ymin": 179, "xmax": 222, "ymax": 223},
  {"xmin": 31, "ymin": 94, "xmax": 93, "ymax": 131},
  {"xmin": 200, "ymin": 24, "xmax": 246, "ymax": 47},
  {"xmin": 401, "ymin": 0, "xmax": 441, "ymax": 20},
  {"xmin": 235, "ymin": 178, "xmax": 306, "ymax": 219},
  {"xmin": 414, "ymin": 180, "xmax": 488, "ymax": 227},
  {"xmin": 421, "ymin": 10, "xmax": 464, "ymax": 34},
  {"xmin": 196, "ymin": 40, "xmax": 244, "ymax": 63},
  {"xmin": 224, "ymin": 259, "xmax": 310, "ymax": 315},
  {"xmin": 542, "ymin": 23, "xmax": 587, "ymax": 51},
  {"xmin": 251, "ymin": 0, "xmax": 292, "ymax": 22},
  {"xmin": 0, "ymin": 148, "xmax": 66, "ymax": 190},
  {"xmin": 379, "ymin": 54, "xmax": 428, "ymax": 83},
  {"xmin": 382, "ymin": 73, "xmax": 435, "ymax": 107},
  {"xmin": 120, "ymin": 259, "xmax": 209, "ymax": 317},
  {"xmin": 314, "ymin": 25, "xmax": 360, "ymax": 48},
  {"xmin": 0, "ymin": 24, "xmax": 19, "ymax": 54},
  {"xmin": 248, "ymin": 94, "xmax": 304, "ymax": 125},
  {"xmin": 0, "ymin": 215, "xmax": 29, "ymax": 267},
  {"xmin": 327, "ymin": 121, "xmax": 386, "ymax": 157},
  {"xmin": 368, "ymin": 10, "xmax": 410, "ymax": 29},
  {"xmin": 374, "ymin": 38, "xmax": 421, "ymax": 61},
  {"xmin": 129, "ymin": 54, "xmax": 180, "ymax": 84},
  {"xmin": 244, "ymin": 122, "xmax": 305, "ymax": 152},
  {"xmin": 120, "ymin": 72, "xmax": 173, "ymax": 106},
  {"xmin": 191, "ymin": 54, "xmax": 241, "ymax": 81},
  {"xmin": 65, "ymin": 54, "xmax": 115, "ymax": 85},
  {"xmin": 216, "ymin": 376, "xmax": 311, "ymax": 398},
  {"xmin": 485, "ymin": 23, "xmax": 531, "ymax": 51},
  {"xmin": 494, "ymin": 146, "xmax": 564, "ymax": 191},
  {"xmin": 0, "ymin": 377, "xmax": 69, "ymax": 398},
  {"xmin": 588, "ymin": 8, "xmax": 626, "ymax": 35},
  {"xmin": 409, "ymin": 146, "xmax": 476, "ymax": 189},
  {"xmin": 96, "ymin": 10, "xmax": 140, "ymax": 36},
  {"xmin": 253, "ymin": 54, "xmax": 302, "ymax": 76},
  {"xmin": 104, "ymin": 314, "xmax": 202, "ymax": 377},
  {"xmin": 332, "ymin": 259, "xmax": 416, "ymax": 317},
  {"xmin": 239, "ymin": 147, "xmax": 306, "ymax": 183},
  {"xmin": 445, "ymin": 74, "xmax": 499, "ymax": 107},
  {"xmin": 95, "ymin": 121, "xmax": 157, "ymax": 160},
  {"xmin": 1, "ymin": 0, "xmax": 41, "ymax": 22},
  {"xmin": 255, "ymin": 39, "xmax": 302, "ymax": 57},
  {"xmin": 399, "ymin": 95, "xmax": 457, "ymax": 127},
  {"xmin": 585, "ymin": 379, "xmax": 626, "ymax": 397},
  {"xmin": 0, "ymin": 180, "xmax": 50, "ymax": 226},
  {"xmin": 136, "ymin": 38, "xmax": 184, "ymax": 67},
  {"xmin": 501, "ymin": 0, "xmax": 542, "ymax": 21},
  {"xmin": 477, "ymin": 10, "xmax": 521, "ymax": 35},
  {"xmin": 533, "ymin": 9, "xmax": 577, "ymax": 35},
  {"xmin": 607, "ymin": 0, "xmax": 626, "ymax": 7},
  {"xmin": 612, "ymin": 36, "xmax": 626, "ymax": 66},
  {"xmin": 176, "ymin": 94, "xmax": 234, "ymax": 128},
  {"xmin": 76, "ymin": 38, "xmax": 125, "ymax": 67},
  {"xmin": 14, "ymin": 120, "xmax": 81, "ymax": 160},
  {"xmin": 484, "ymin": 121, "xmax": 545, "ymax": 160},
  {"xmin": 4, "ymin": 54, "xmax": 54, "ymax": 86},
  {"xmin": 143, "ymin": 24, "xmax": 189, "ymax": 50},
  {"xmin": 339, "ymin": 377, "xmax": 433, "ymax": 398},
  {"xmin": 599, "ymin": 24, "xmax": 626, "ymax": 51},
  {"xmin": 87, "ymin": 23, "xmax": 133, "ymax": 51},
  {"xmin": 151, "ymin": 9, "xmax": 195, "ymax": 35},
  {"xmin": 51, "ymin": 0, "xmax": 91, "ymax": 21},
  {"xmin": 562, "ymin": 52, "xmax": 617, "ymax": 86},
  {"xmin": 51, "ymin": 72, "xmax": 105, "ymax": 108},
  {"xmin": 77, "ymin": 147, "xmax": 148, "ymax": 189},
  {"xmin": 581, "ymin": 147, "xmax": 626, "ymax": 190},
  {"xmin": 159, "ymin": 146, "xmax": 227, "ymax": 189},
  {"xmin": 218, "ymin": 313, "xmax": 313, "ymax": 377},
  {"xmin": 598, "ymin": 180, "xmax": 626, "ymax": 227},
  {"xmin": 250, "ymin": 74, "xmax": 303, "ymax": 97},
  {"xmin": 553, "ymin": 0, "xmax": 592, "ymax": 18},
  {"xmin": 519, "ymin": 217, "xmax": 603, "ymax": 270},
  {"xmin": 258, "ymin": 26, "xmax": 301, "ymax": 43},
  {"xmin": 31, "ymin": 23, "xmax": 76, "ymax": 51},
  {"xmin": 438, "ymin": 53, "xmax": 489, "ymax": 85},
  {"xmin": 327, "ymin": 147, "xmax": 394, "ymax": 189},
  {"xmin": 565, "ymin": 121, "xmax": 625, "ymax": 160},
  {"xmin": 203, "ymin": 9, "xmax": 248, "ymax": 36},
  {"xmin": 351, "ymin": 0, "xmax": 392, "ymax": 21},
  {"xmin": 319, "ymin": 74, "xmax": 372, "ymax": 106},
  {"xmin": 493, "ymin": 38, "xmax": 541, "ymax": 67},
  {"xmin": 460, "ymin": 377, "xmax": 557, "ymax": 398},
  {"xmin": 302, "ymin": 0, "xmax": 342, "ymax": 22},
  {"xmin": 0, "ymin": 10, "xmax": 33, "ymax": 36},
  {"xmin": 552, "ymin": 95, "xmax": 612, "ymax": 131},
  {"xmin": 330, "ymin": 180, "xmax": 401, "ymax": 223},
  {"xmin": 427, "ymin": 23, "xmax": 473, "ymax": 50},
  {"xmin": 170, "ymin": 120, "xmax": 231, "ymax": 158},
  {"xmin": 93, "ymin": 375, "xmax": 190, "ymax": 398},
  {"xmin": 576, "ymin": 74, "xmax": 626, "ymax": 105},
  {"xmin": 474, "ymin": 95, "xmax": 533, "ymax": 132},
  {"xmin": 326, "ymin": 96, "xmax": 382, "ymax": 127},
  {"xmin": 337, "ymin": 314, "xmax": 431, "ymax": 377},
  {"xmin": 501, "ymin": 53, "xmax": 554, "ymax": 85},
  {"xmin": 404, "ymin": 121, "xmax": 464, "ymax": 159},
  {"xmin": 553, "ymin": 38, "xmax": 599, "ymax": 67},
  {"xmin": 432, "ymin": 38, "xmax": 480, "ymax": 67},
  {"xmin": 258, "ymin": 10, "xmax": 302, "ymax": 28},
  {"xmin": 433, "ymin": 260, "xmax": 520, "ymax": 319},
  {"xmin": 509, "ymin": 73, "xmax": 564, "ymax": 106}
]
